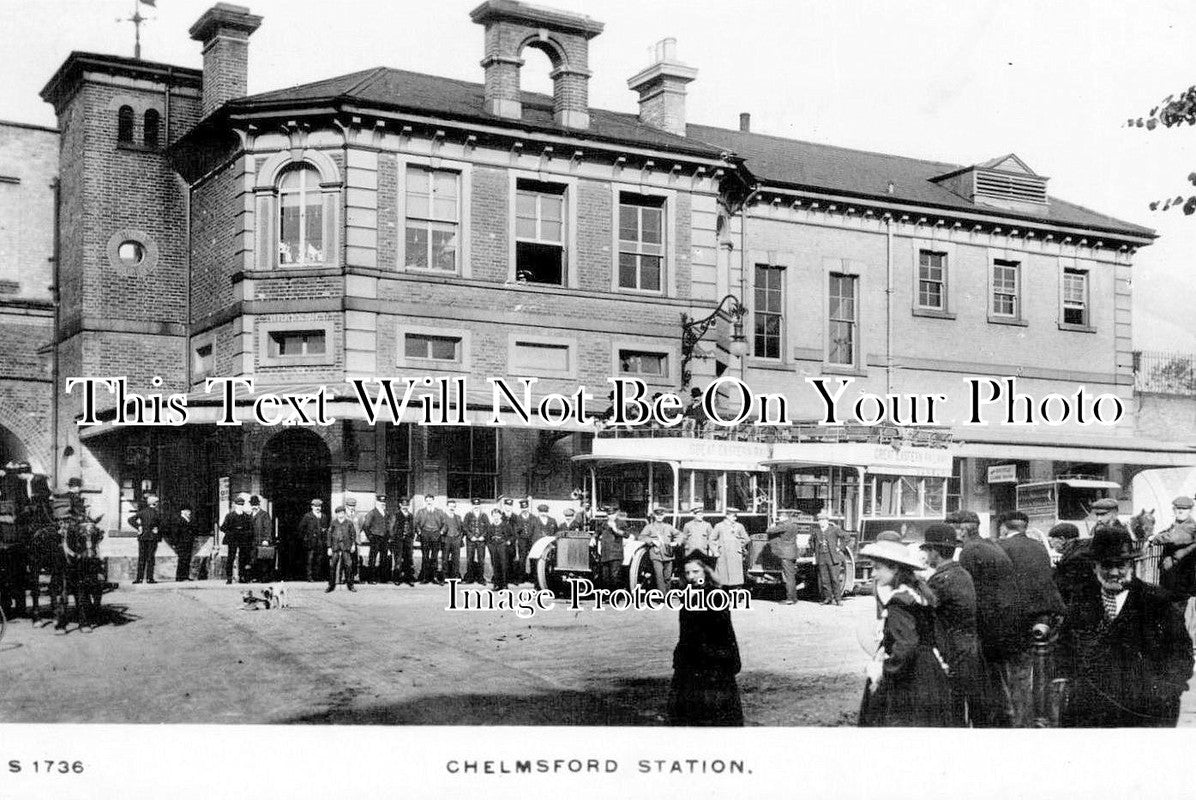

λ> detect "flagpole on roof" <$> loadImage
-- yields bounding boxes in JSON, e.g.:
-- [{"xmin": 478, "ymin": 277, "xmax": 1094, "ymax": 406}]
[{"xmin": 119, "ymin": 0, "xmax": 155, "ymax": 60}]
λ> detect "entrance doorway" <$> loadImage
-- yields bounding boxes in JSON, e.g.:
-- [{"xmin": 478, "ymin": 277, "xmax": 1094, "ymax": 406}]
[{"xmin": 261, "ymin": 429, "xmax": 331, "ymax": 580}]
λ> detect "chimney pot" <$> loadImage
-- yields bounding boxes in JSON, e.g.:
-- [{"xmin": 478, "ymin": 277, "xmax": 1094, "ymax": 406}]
[{"xmin": 739, "ymin": 113, "xmax": 751, "ymax": 133}]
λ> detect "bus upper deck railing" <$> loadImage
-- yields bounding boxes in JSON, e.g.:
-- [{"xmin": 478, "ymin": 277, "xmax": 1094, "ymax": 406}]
[{"xmin": 595, "ymin": 421, "xmax": 953, "ymax": 448}]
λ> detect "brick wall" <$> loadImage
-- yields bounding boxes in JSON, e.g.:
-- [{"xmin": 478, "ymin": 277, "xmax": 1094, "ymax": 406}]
[{"xmin": 0, "ymin": 122, "xmax": 57, "ymax": 302}]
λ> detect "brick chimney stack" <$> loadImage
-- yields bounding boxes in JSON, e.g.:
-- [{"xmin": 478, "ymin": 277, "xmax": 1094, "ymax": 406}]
[
  {"xmin": 627, "ymin": 38, "xmax": 697, "ymax": 137},
  {"xmin": 470, "ymin": 0, "xmax": 604, "ymax": 130},
  {"xmin": 189, "ymin": 3, "xmax": 263, "ymax": 118}
]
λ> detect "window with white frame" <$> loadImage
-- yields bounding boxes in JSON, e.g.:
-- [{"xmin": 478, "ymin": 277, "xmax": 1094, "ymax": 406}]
[
  {"xmin": 277, "ymin": 165, "xmax": 325, "ymax": 266},
  {"xmin": 405, "ymin": 166, "xmax": 460, "ymax": 272},
  {"xmin": 515, "ymin": 179, "xmax": 566, "ymax": 285},
  {"xmin": 404, "ymin": 332, "xmax": 461, "ymax": 362},
  {"xmin": 618, "ymin": 193, "xmax": 664, "ymax": 291},
  {"xmin": 991, "ymin": 259, "xmax": 1020, "ymax": 318},
  {"xmin": 828, "ymin": 272, "xmax": 857, "ymax": 366},
  {"xmin": 619, "ymin": 349, "xmax": 669, "ymax": 378},
  {"xmin": 918, "ymin": 250, "xmax": 947, "ymax": 310},
  {"xmin": 1062, "ymin": 268, "xmax": 1089, "ymax": 326},
  {"xmin": 268, "ymin": 329, "xmax": 326, "ymax": 358},
  {"xmin": 754, "ymin": 264, "xmax": 784, "ymax": 359},
  {"xmin": 511, "ymin": 340, "xmax": 570, "ymax": 373}
]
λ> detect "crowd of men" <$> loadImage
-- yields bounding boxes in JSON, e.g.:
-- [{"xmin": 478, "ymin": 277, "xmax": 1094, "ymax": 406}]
[{"xmin": 906, "ymin": 500, "xmax": 1195, "ymax": 728}]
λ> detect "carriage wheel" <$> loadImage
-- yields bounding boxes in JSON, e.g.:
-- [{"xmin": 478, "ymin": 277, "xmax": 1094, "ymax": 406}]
[
  {"xmin": 535, "ymin": 542, "xmax": 570, "ymax": 598},
  {"xmin": 628, "ymin": 546, "xmax": 656, "ymax": 593},
  {"xmin": 837, "ymin": 549, "xmax": 856, "ymax": 599}
]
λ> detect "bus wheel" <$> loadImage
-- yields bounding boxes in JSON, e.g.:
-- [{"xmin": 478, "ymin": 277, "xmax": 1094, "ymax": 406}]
[
  {"xmin": 838, "ymin": 549, "xmax": 856, "ymax": 598},
  {"xmin": 535, "ymin": 542, "xmax": 568, "ymax": 598},
  {"xmin": 627, "ymin": 547, "xmax": 656, "ymax": 592}
]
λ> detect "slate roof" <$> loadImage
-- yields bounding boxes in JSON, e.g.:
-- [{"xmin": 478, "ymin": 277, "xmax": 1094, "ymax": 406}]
[{"xmin": 228, "ymin": 67, "xmax": 1153, "ymax": 240}]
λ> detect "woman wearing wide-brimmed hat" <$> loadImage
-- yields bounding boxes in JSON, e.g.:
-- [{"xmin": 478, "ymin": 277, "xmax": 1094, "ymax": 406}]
[
  {"xmin": 858, "ymin": 540, "xmax": 956, "ymax": 727},
  {"xmin": 667, "ymin": 550, "xmax": 744, "ymax": 726}
]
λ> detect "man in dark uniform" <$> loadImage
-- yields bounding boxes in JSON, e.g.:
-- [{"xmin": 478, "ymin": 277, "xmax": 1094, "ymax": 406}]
[
  {"xmin": 1148, "ymin": 495, "xmax": 1196, "ymax": 613},
  {"xmin": 512, "ymin": 499, "xmax": 534, "ymax": 584},
  {"xmin": 128, "ymin": 493, "xmax": 162, "ymax": 584},
  {"xmin": 360, "ymin": 495, "xmax": 389, "ymax": 584},
  {"xmin": 325, "ymin": 505, "xmax": 357, "ymax": 592},
  {"xmin": 415, "ymin": 494, "xmax": 446, "ymax": 584},
  {"xmin": 442, "ymin": 499, "xmax": 464, "ymax": 582},
  {"xmin": 391, "ymin": 497, "xmax": 415, "ymax": 586},
  {"xmin": 950, "ymin": 509, "xmax": 1020, "ymax": 727},
  {"xmin": 765, "ymin": 509, "xmax": 802, "ymax": 604},
  {"xmin": 463, "ymin": 498, "xmax": 490, "ymax": 584},
  {"xmin": 561, "ymin": 507, "xmax": 583, "ymax": 532},
  {"xmin": 811, "ymin": 509, "xmax": 844, "ymax": 605},
  {"xmin": 529, "ymin": 503, "xmax": 557, "ymax": 546},
  {"xmin": 298, "ymin": 498, "xmax": 326, "ymax": 582},
  {"xmin": 170, "ymin": 505, "xmax": 199, "ymax": 581},
  {"xmin": 920, "ymin": 523, "xmax": 980, "ymax": 726},
  {"xmin": 220, "ymin": 495, "xmax": 254, "ymax": 584},
  {"xmin": 249, "ymin": 495, "xmax": 274, "ymax": 583},
  {"xmin": 486, "ymin": 507, "xmax": 512, "ymax": 591},
  {"xmin": 1056, "ymin": 526, "xmax": 1193, "ymax": 727},
  {"xmin": 996, "ymin": 510, "xmax": 1066, "ymax": 728}
]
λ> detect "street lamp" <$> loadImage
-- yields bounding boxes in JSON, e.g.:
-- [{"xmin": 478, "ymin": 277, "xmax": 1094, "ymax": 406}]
[{"xmin": 680, "ymin": 294, "xmax": 748, "ymax": 388}]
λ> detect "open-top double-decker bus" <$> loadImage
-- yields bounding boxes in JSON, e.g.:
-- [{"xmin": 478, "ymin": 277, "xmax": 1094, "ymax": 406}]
[{"xmin": 530, "ymin": 423, "xmax": 955, "ymax": 597}]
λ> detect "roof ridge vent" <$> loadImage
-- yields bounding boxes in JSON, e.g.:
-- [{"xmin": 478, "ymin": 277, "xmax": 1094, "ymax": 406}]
[{"xmin": 933, "ymin": 153, "xmax": 1049, "ymax": 209}]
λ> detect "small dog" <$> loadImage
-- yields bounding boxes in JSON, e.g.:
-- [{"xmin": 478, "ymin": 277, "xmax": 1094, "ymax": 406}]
[{"xmin": 240, "ymin": 583, "xmax": 290, "ymax": 611}]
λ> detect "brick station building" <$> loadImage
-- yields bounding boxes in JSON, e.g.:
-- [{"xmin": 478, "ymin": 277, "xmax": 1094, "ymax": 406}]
[{"xmin": 2, "ymin": 1, "xmax": 1189, "ymax": 574}]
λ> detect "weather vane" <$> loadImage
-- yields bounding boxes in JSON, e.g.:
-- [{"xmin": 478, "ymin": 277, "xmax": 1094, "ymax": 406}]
[{"xmin": 118, "ymin": 0, "xmax": 157, "ymax": 60}]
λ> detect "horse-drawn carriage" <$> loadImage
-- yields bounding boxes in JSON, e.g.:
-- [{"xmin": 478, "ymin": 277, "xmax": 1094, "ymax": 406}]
[{"xmin": 0, "ymin": 465, "xmax": 104, "ymax": 630}]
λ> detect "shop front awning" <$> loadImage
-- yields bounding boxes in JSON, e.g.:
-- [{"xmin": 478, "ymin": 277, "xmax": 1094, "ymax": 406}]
[{"xmin": 952, "ymin": 429, "xmax": 1196, "ymax": 468}]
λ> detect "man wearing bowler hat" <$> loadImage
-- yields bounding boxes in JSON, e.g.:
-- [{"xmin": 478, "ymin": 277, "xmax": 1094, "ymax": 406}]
[
  {"xmin": 920, "ymin": 523, "xmax": 980, "ymax": 724},
  {"xmin": 1056, "ymin": 526, "xmax": 1193, "ymax": 727}
]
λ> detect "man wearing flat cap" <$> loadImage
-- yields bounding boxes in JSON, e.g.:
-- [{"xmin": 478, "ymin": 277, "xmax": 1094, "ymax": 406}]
[
  {"xmin": 529, "ymin": 503, "xmax": 558, "ymax": 547},
  {"xmin": 996, "ymin": 510, "xmax": 1065, "ymax": 727},
  {"xmin": 1055, "ymin": 526, "xmax": 1193, "ymax": 727},
  {"xmin": 711, "ymin": 507, "xmax": 751, "ymax": 590},
  {"xmin": 640, "ymin": 507, "xmax": 682, "ymax": 592},
  {"xmin": 415, "ymin": 494, "xmax": 446, "ymax": 584},
  {"xmin": 677, "ymin": 505, "xmax": 714, "ymax": 572},
  {"xmin": 442, "ymin": 499, "xmax": 465, "ymax": 582},
  {"xmin": 595, "ymin": 509, "xmax": 630, "ymax": 589},
  {"xmin": 765, "ymin": 510, "xmax": 803, "ymax": 604},
  {"xmin": 325, "ymin": 505, "xmax": 357, "ymax": 592},
  {"xmin": 1090, "ymin": 497, "xmax": 1130, "ymax": 538},
  {"xmin": 920, "ymin": 522, "xmax": 979, "ymax": 724},
  {"xmin": 1149, "ymin": 496, "xmax": 1196, "ymax": 610},
  {"xmin": 360, "ymin": 495, "xmax": 390, "ymax": 584},
  {"xmin": 949, "ymin": 508, "xmax": 1020, "ymax": 726}
]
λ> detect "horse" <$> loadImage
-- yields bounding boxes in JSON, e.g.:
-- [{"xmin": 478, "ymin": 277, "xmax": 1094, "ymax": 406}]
[
  {"xmin": 29, "ymin": 517, "xmax": 104, "ymax": 630},
  {"xmin": 1130, "ymin": 508, "xmax": 1156, "ymax": 543}
]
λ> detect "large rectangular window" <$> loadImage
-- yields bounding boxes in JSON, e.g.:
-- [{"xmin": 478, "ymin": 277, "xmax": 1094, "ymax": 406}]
[
  {"xmin": 619, "ymin": 349, "xmax": 668, "ymax": 378},
  {"xmin": 1062, "ymin": 268, "xmax": 1089, "ymax": 326},
  {"xmin": 385, "ymin": 423, "xmax": 411, "ymax": 501},
  {"xmin": 828, "ymin": 273, "xmax": 857, "ymax": 366},
  {"xmin": 404, "ymin": 333, "xmax": 461, "ymax": 362},
  {"xmin": 918, "ymin": 250, "xmax": 947, "ymax": 310},
  {"xmin": 268, "ymin": 329, "xmax": 326, "ymax": 358},
  {"xmin": 515, "ymin": 179, "xmax": 566, "ymax": 285},
  {"xmin": 754, "ymin": 264, "xmax": 784, "ymax": 359},
  {"xmin": 446, "ymin": 427, "xmax": 498, "ymax": 499},
  {"xmin": 512, "ymin": 340, "xmax": 570, "ymax": 373},
  {"xmin": 618, "ymin": 193, "xmax": 664, "ymax": 292},
  {"xmin": 991, "ymin": 259, "xmax": 1021, "ymax": 318},
  {"xmin": 404, "ymin": 166, "xmax": 460, "ymax": 272}
]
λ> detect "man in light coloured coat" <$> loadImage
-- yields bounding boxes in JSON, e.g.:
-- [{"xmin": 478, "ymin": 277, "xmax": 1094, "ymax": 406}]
[{"xmin": 710, "ymin": 507, "xmax": 750, "ymax": 589}]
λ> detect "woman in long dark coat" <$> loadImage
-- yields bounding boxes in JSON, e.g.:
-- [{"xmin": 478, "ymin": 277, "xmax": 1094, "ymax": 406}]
[
  {"xmin": 667, "ymin": 551, "xmax": 744, "ymax": 726},
  {"xmin": 858, "ymin": 541, "xmax": 956, "ymax": 727}
]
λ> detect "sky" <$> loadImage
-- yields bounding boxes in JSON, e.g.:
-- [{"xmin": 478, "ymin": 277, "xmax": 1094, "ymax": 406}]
[{"xmin": 1, "ymin": 0, "xmax": 1193, "ymax": 352}]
